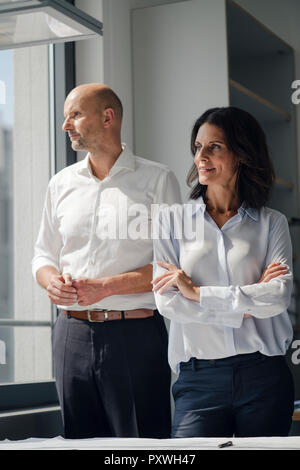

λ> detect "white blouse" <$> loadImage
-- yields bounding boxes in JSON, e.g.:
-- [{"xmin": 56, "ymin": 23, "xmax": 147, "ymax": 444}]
[{"xmin": 153, "ymin": 197, "xmax": 293, "ymax": 373}]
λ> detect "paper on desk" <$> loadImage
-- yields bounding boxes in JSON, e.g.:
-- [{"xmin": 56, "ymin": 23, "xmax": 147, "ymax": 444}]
[{"xmin": 0, "ymin": 436, "xmax": 300, "ymax": 450}]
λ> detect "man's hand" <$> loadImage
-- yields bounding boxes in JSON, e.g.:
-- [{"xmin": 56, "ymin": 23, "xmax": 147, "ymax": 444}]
[
  {"xmin": 72, "ymin": 278, "xmax": 110, "ymax": 306},
  {"xmin": 47, "ymin": 273, "xmax": 78, "ymax": 306}
]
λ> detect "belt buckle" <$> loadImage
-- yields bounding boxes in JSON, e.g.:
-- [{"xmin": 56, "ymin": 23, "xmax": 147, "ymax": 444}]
[{"xmin": 88, "ymin": 309, "xmax": 108, "ymax": 322}]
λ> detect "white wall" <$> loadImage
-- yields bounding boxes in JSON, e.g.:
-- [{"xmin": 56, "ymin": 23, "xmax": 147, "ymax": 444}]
[
  {"xmin": 102, "ymin": 0, "xmax": 133, "ymax": 148},
  {"xmin": 75, "ymin": 0, "xmax": 104, "ymax": 85},
  {"xmin": 75, "ymin": 0, "xmax": 134, "ymax": 148},
  {"xmin": 132, "ymin": 0, "xmax": 229, "ymax": 200}
]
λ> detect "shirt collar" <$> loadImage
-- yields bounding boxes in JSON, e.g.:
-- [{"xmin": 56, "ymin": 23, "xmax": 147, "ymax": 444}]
[
  {"xmin": 238, "ymin": 201, "xmax": 259, "ymax": 221},
  {"xmin": 190, "ymin": 196, "xmax": 259, "ymax": 221},
  {"xmin": 189, "ymin": 197, "xmax": 206, "ymax": 216},
  {"xmin": 76, "ymin": 143, "xmax": 136, "ymax": 178}
]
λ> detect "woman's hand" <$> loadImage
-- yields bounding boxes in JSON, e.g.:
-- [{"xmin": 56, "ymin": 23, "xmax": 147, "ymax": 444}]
[
  {"xmin": 152, "ymin": 261, "xmax": 200, "ymax": 302},
  {"xmin": 244, "ymin": 262, "xmax": 289, "ymax": 318},
  {"xmin": 258, "ymin": 261, "xmax": 288, "ymax": 283}
]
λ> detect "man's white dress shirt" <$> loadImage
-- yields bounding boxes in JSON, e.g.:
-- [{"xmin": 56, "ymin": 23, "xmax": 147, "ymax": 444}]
[
  {"xmin": 153, "ymin": 197, "xmax": 294, "ymax": 373},
  {"xmin": 32, "ymin": 144, "xmax": 181, "ymax": 310}
]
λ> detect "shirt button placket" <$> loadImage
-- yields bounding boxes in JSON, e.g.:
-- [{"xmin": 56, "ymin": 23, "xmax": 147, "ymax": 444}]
[
  {"xmin": 89, "ymin": 182, "xmax": 102, "ymax": 275},
  {"xmin": 218, "ymin": 229, "xmax": 236, "ymax": 357}
]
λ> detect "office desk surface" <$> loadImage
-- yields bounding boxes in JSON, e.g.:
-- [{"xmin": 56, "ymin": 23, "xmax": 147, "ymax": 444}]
[{"xmin": 0, "ymin": 436, "xmax": 300, "ymax": 450}]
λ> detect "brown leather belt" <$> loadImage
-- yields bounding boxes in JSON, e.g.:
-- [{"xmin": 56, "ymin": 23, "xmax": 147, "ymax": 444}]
[{"xmin": 62, "ymin": 308, "xmax": 155, "ymax": 322}]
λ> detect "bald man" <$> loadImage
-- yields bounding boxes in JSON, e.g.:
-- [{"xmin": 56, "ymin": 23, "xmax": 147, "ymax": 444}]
[{"xmin": 32, "ymin": 84, "xmax": 181, "ymax": 439}]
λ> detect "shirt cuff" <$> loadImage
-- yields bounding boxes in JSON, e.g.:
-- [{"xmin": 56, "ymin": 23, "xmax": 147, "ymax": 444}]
[
  {"xmin": 32, "ymin": 258, "xmax": 59, "ymax": 282},
  {"xmin": 200, "ymin": 285, "xmax": 244, "ymax": 328}
]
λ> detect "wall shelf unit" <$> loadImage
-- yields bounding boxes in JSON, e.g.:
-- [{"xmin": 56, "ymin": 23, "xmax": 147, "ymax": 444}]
[
  {"xmin": 226, "ymin": 0, "xmax": 298, "ymax": 215},
  {"xmin": 275, "ymin": 177, "xmax": 294, "ymax": 190},
  {"xmin": 226, "ymin": 0, "xmax": 300, "ymax": 331},
  {"xmin": 229, "ymin": 79, "xmax": 291, "ymax": 123}
]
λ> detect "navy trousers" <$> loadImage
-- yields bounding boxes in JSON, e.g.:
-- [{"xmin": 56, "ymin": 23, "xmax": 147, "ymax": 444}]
[
  {"xmin": 52, "ymin": 310, "xmax": 171, "ymax": 439},
  {"xmin": 172, "ymin": 352, "xmax": 294, "ymax": 438}
]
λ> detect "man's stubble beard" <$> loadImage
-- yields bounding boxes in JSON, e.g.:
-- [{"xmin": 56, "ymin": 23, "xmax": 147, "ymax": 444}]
[{"xmin": 71, "ymin": 137, "xmax": 88, "ymax": 151}]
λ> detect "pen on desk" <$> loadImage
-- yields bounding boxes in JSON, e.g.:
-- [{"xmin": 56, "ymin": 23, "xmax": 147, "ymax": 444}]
[{"xmin": 218, "ymin": 440, "xmax": 233, "ymax": 449}]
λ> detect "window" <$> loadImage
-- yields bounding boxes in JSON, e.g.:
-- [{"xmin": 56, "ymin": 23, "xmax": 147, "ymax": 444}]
[
  {"xmin": 0, "ymin": 50, "xmax": 14, "ymax": 376},
  {"xmin": 0, "ymin": 43, "xmax": 57, "ymax": 409},
  {"xmin": 0, "ymin": 3, "xmax": 78, "ymax": 410},
  {"xmin": 0, "ymin": 0, "xmax": 102, "ymax": 415}
]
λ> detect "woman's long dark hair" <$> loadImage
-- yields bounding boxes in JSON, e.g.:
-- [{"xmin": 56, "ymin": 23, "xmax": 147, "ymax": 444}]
[{"xmin": 187, "ymin": 107, "xmax": 275, "ymax": 208}]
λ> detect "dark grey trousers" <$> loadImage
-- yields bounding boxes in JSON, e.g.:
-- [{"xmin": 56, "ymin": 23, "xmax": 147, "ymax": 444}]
[
  {"xmin": 172, "ymin": 352, "xmax": 294, "ymax": 438},
  {"xmin": 52, "ymin": 310, "xmax": 171, "ymax": 439}
]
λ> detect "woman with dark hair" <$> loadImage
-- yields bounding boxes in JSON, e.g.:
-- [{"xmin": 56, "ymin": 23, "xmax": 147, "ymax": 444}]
[{"xmin": 152, "ymin": 107, "xmax": 295, "ymax": 438}]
